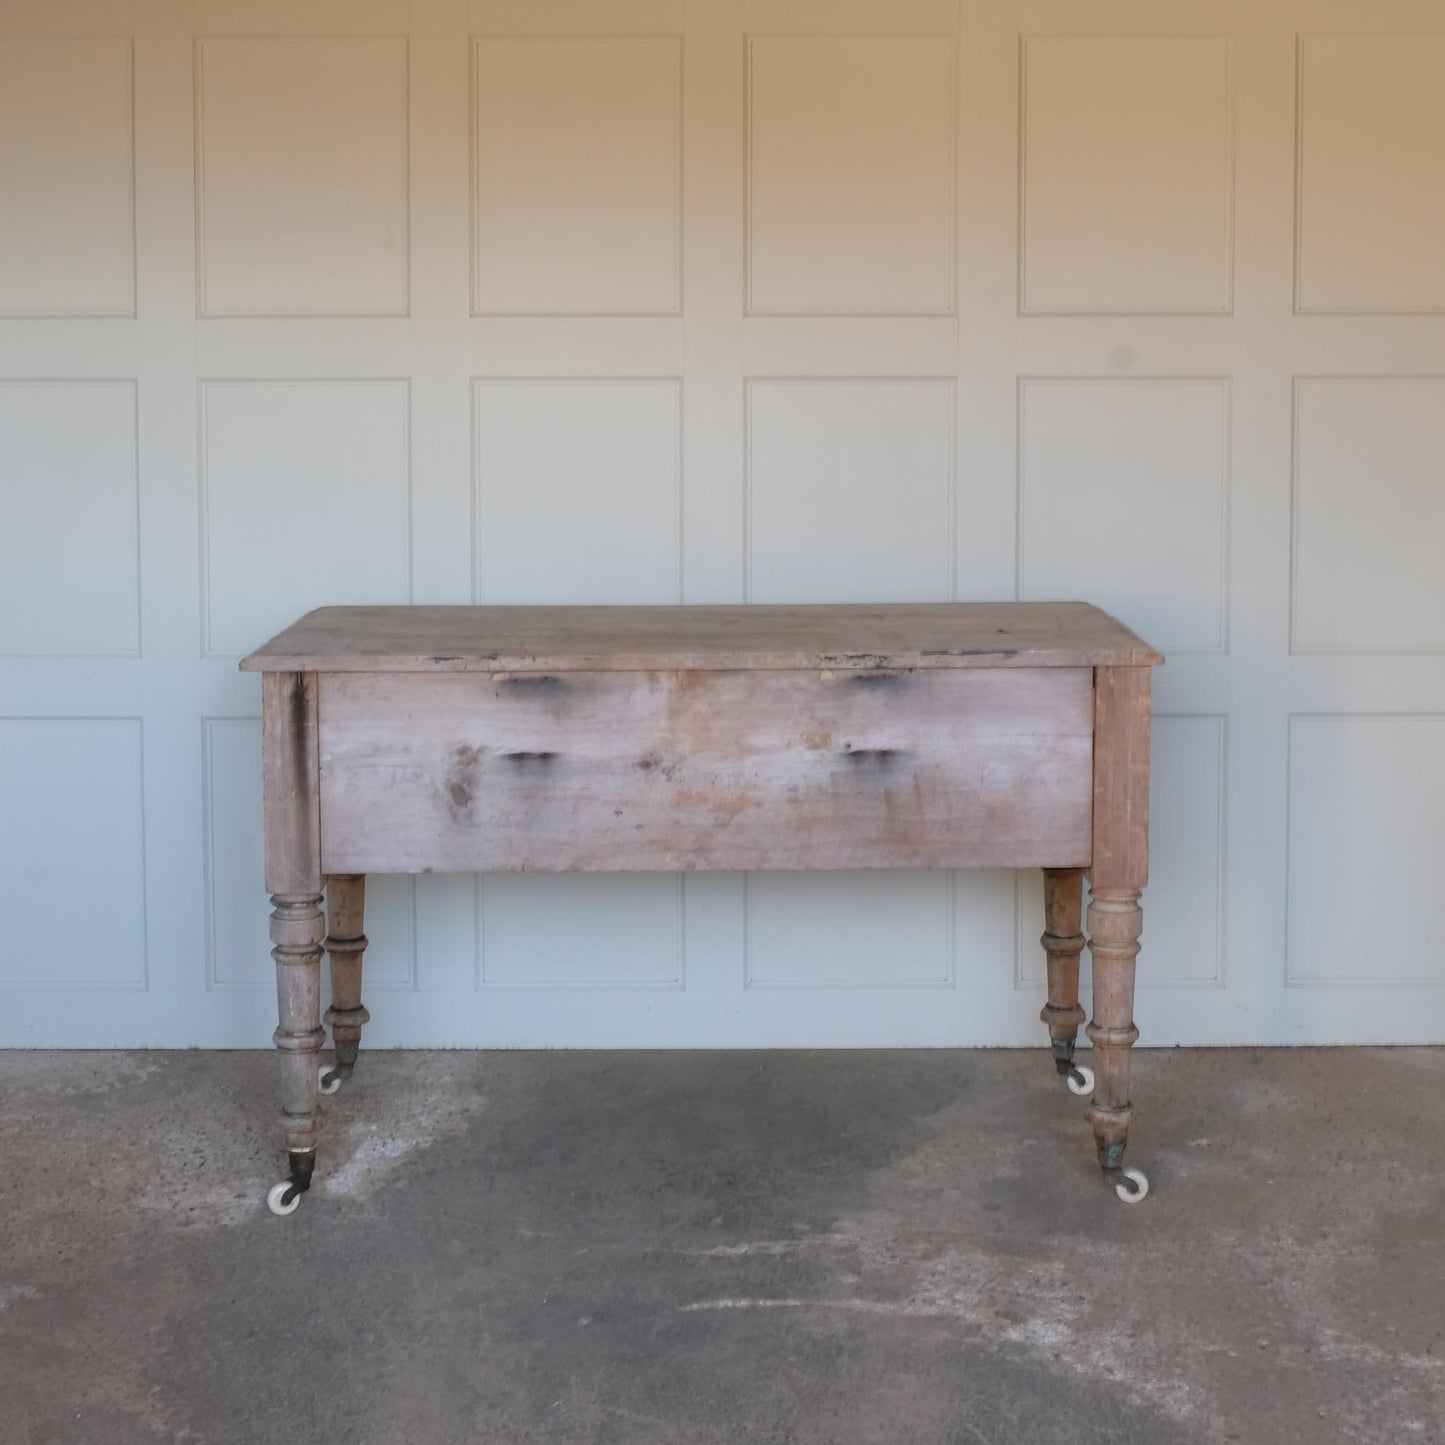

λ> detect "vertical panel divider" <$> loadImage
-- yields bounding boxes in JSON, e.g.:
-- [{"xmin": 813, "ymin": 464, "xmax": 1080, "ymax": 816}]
[
  {"xmin": 680, "ymin": 0, "xmax": 749, "ymax": 1005},
  {"xmin": 408, "ymin": 0, "xmax": 477, "ymax": 994}
]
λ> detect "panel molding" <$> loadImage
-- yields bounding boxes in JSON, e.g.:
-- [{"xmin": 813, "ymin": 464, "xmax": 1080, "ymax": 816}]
[
  {"xmin": 0, "ymin": 35, "xmax": 137, "ymax": 319},
  {"xmin": 743, "ymin": 374, "xmax": 958, "ymax": 603},
  {"xmin": 1015, "ymin": 375, "xmax": 1232, "ymax": 656},
  {"xmin": 469, "ymin": 375, "xmax": 684, "ymax": 605},
  {"xmin": 1289, "ymin": 374, "xmax": 1445, "ymax": 656},
  {"xmin": 1294, "ymin": 33, "xmax": 1445, "ymax": 317},
  {"xmin": 0, "ymin": 715, "xmax": 148, "ymax": 992},
  {"xmin": 469, "ymin": 34, "xmax": 684, "ymax": 318},
  {"xmin": 1285, "ymin": 712, "xmax": 1445, "ymax": 989},
  {"xmin": 742, "ymin": 870, "xmax": 957, "ymax": 990},
  {"xmin": 194, "ymin": 34, "xmax": 411, "ymax": 319},
  {"xmin": 744, "ymin": 33, "xmax": 958, "ymax": 318},
  {"xmin": 0, "ymin": 377, "xmax": 141, "ymax": 658},
  {"xmin": 1018, "ymin": 33, "xmax": 1236, "ymax": 318},
  {"xmin": 197, "ymin": 376, "xmax": 415, "ymax": 659},
  {"xmin": 475, "ymin": 873, "xmax": 686, "ymax": 989}
]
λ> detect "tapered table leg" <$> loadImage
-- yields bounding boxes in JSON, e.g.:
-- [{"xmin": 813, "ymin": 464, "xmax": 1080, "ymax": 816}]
[{"xmin": 323, "ymin": 874, "xmax": 370, "ymax": 1090}]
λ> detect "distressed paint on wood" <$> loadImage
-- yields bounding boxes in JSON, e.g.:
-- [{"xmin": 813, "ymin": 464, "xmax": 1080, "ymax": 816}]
[
  {"xmin": 241, "ymin": 601, "xmax": 1162, "ymax": 675},
  {"xmin": 316, "ymin": 667, "xmax": 1096, "ymax": 874}
]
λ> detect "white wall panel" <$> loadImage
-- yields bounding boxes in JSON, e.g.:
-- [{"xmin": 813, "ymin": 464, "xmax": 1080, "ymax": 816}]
[
  {"xmin": 0, "ymin": 719, "xmax": 145, "ymax": 989},
  {"xmin": 1021, "ymin": 37, "xmax": 1233, "ymax": 315},
  {"xmin": 0, "ymin": 38, "xmax": 134, "ymax": 317},
  {"xmin": 0, "ymin": 382, "xmax": 139, "ymax": 655},
  {"xmin": 1019, "ymin": 379, "xmax": 1229, "ymax": 654},
  {"xmin": 1292, "ymin": 378, "xmax": 1445, "ymax": 653},
  {"xmin": 747, "ymin": 873, "xmax": 952, "ymax": 988},
  {"xmin": 196, "ymin": 38, "xmax": 409, "ymax": 317},
  {"xmin": 1288, "ymin": 716, "xmax": 1445, "ymax": 985},
  {"xmin": 480, "ymin": 874, "xmax": 683, "ymax": 987},
  {"xmin": 746, "ymin": 378, "xmax": 954, "ymax": 603},
  {"xmin": 473, "ymin": 379, "xmax": 681, "ymax": 603},
  {"xmin": 200, "ymin": 380, "xmax": 411, "ymax": 655},
  {"xmin": 746, "ymin": 37, "xmax": 956, "ymax": 315},
  {"xmin": 2, "ymin": 0, "xmax": 1442, "ymax": 1047},
  {"xmin": 472, "ymin": 39, "xmax": 681, "ymax": 315},
  {"xmin": 1296, "ymin": 37, "xmax": 1445, "ymax": 313}
]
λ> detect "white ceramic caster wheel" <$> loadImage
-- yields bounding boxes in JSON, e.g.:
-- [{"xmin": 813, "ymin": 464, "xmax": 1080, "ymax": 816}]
[
  {"xmin": 1114, "ymin": 1166, "xmax": 1149, "ymax": 1204},
  {"xmin": 1066, "ymin": 1064, "xmax": 1094, "ymax": 1097},
  {"xmin": 266, "ymin": 1181, "xmax": 301, "ymax": 1217},
  {"xmin": 318, "ymin": 1065, "xmax": 341, "ymax": 1096}
]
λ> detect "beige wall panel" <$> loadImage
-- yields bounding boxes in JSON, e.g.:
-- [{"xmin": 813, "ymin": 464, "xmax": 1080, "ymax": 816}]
[
  {"xmin": 196, "ymin": 38, "xmax": 409, "ymax": 317},
  {"xmin": 1021, "ymin": 36, "xmax": 1233, "ymax": 314},
  {"xmin": 1297, "ymin": 36, "xmax": 1445, "ymax": 313},
  {"xmin": 746, "ymin": 37, "xmax": 956, "ymax": 315},
  {"xmin": 1019, "ymin": 379, "xmax": 1229, "ymax": 654},
  {"xmin": 472, "ymin": 39, "xmax": 682, "ymax": 315},
  {"xmin": 201, "ymin": 381, "xmax": 412, "ymax": 655},
  {"xmin": 0, "ymin": 382, "xmax": 139, "ymax": 655},
  {"xmin": 1292, "ymin": 379, "xmax": 1445, "ymax": 654},
  {"xmin": 0, "ymin": 38, "xmax": 134, "ymax": 317}
]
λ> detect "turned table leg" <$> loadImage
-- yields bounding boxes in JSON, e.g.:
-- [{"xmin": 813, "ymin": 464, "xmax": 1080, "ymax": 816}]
[
  {"xmin": 270, "ymin": 892, "xmax": 325, "ymax": 1211},
  {"xmin": 1039, "ymin": 867, "xmax": 1088, "ymax": 1091},
  {"xmin": 322, "ymin": 874, "xmax": 370, "ymax": 1091},
  {"xmin": 1085, "ymin": 887, "xmax": 1145, "ymax": 1200},
  {"xmin": 1085, "ymin": 665, "xmax": 1152, "ymax": 1204},
  {"xmin": 260, "ymin": 671, "xmax": 326, "ymax": 1217}
]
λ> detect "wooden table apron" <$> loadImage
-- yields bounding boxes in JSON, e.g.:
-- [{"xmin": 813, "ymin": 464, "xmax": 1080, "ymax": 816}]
[{"xmin": 243, "ymin": 603, "xmax": 1161, "ymax": 1210}]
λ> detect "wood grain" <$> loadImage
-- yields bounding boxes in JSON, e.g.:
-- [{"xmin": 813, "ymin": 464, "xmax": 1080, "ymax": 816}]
[
  {"xmin": 262, "ymin": 671, "xmax": 321, "ymax": 895},
  {"xmin": 241, "ymin": 602, "xmax": 1163, "ymax": 674},
  {"xmin": 1089, "ymin": 665, "xmax": 1152, "ymax": 892},
  {"xmin": 316, "ymin": 667, "xmax": 1096, "ymax": 873}
]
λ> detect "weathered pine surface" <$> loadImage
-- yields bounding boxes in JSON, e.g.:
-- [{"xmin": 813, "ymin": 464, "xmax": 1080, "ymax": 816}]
[
  {"xmin": 240, "ymin": 602, "xmax": 1161, "ymax": 674},
  {"xmin": 317, "ymin": 667, "xmax": 1095, "ymax": 874}
]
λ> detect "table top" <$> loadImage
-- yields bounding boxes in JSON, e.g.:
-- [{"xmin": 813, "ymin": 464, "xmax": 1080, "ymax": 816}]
[{"xmin": 240, "ymin": 602, "xmax": 1162, "ymax": 674}]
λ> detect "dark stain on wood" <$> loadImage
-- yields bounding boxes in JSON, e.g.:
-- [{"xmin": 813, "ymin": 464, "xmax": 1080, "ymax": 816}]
[
  {"xmin": 842, "ymin": 747, "xmax": 900, "ymax": 767},
  {"xmin": 444, "ymin": 743, "xmax": 484, "ymax": 816},
  {"xmin": 505, "ymin": 750, "xmax": 557, "ymax": 767},
  {"xmin": 501, "ymin": 674, "xmax": 563, "ymax": 692}
]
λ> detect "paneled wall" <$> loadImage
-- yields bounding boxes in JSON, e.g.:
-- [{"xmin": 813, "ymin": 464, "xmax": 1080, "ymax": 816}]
[{"xmin": 2, "ymin": 0, "xmax": 1443, "ymax": 1047}]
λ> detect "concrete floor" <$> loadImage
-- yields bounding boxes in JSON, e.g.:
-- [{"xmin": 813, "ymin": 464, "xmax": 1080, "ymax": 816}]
[{"xmin": 0, "ymin": 1049, "xmax": 1441, "ymax": 1445}]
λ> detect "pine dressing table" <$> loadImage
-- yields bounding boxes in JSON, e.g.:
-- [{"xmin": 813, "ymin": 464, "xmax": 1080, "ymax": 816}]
[{"xmin": 240, "ymin": 602, "xmax": 1162, "ymax": 1214}]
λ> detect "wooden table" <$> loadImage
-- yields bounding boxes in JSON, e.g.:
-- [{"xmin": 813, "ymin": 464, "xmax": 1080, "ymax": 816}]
[{"xmin": 241, "ymin": 602, "xmax": 1163, "ymax": 1214}]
